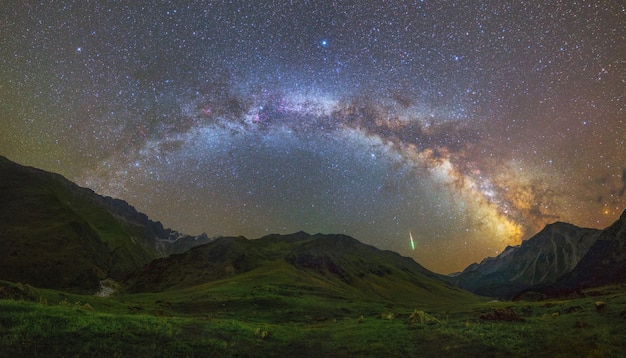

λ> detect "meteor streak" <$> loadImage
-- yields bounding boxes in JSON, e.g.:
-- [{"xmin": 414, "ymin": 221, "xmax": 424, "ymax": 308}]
[{"xmin": 409, "ymin": 231, "xmax": 415, "ymax": 251}]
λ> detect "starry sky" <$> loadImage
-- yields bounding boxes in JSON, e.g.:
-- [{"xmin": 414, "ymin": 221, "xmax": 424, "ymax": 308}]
[{"xmin": 1, "ymin": 1, "xmax": 624, "ymax": 274}]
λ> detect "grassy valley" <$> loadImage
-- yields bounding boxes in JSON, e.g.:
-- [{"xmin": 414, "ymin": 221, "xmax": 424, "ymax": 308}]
[{"xmin": 2, "ymin": 280, "xmax": 626, "ymax": 357}]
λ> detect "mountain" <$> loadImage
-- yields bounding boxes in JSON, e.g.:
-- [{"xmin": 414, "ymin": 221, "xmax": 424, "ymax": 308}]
[
  {"xmin": 125, "ymin": 232, "xmax": 475, "ymax": 304},
  {"xmin": 0, "ymin": 155, "xmax": 212, "ymax": 292},
  {"xmin": 444, "ymin": 222, "xmax": 601, "ymax": 298},
  {"xmin": 550, "ymin": 209, "xmax": 626, "ymax": 292},
  {"xmin": 0, "ymin": 155, "xmax": 472, "ymax": 307}
]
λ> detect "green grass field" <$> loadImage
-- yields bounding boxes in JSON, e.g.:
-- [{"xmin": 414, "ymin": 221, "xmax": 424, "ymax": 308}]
[{"xmin": 2, "ymin": 280, "xmax": 626, "ymax": 357}]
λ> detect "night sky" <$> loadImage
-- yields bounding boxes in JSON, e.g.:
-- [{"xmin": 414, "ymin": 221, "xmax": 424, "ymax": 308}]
[{"xmin": 1, "ymin": 1, "xmax": 624, "ymax": 273}]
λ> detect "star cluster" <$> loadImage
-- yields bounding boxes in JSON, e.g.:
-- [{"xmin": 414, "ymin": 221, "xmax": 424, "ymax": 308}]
[{"xmin": 1, "ymin": 1, "xmax": 624, "ymax": 273}]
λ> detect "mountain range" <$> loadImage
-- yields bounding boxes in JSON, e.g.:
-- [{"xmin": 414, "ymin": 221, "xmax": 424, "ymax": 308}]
[
  {"xmin": 1, "ymin": 154, "xmax": 625, "ymax": 300},
  {"xmin": 0, "ymin": 155, "xmax": 472, "ymax": 305}
]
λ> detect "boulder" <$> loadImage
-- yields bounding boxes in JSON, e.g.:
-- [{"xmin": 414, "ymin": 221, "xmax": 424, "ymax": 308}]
[
  {"xmin": 479, "ymin": 308, "xmax": 525, "ymax": 322},
  {"xmin": 564, "ymin": 306, "xmax": 584, "ymax": 314},
  {"xmin": 595, "ymin": 301, "xmax": 606, "ymax": 313}
]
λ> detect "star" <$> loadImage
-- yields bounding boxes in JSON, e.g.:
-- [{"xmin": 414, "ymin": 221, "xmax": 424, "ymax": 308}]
[{"xmin": 0, "ymin": 0, "xmax": 624, "ymax": 274}]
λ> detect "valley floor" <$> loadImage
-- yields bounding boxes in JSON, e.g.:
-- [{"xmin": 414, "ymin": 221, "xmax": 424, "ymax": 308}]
[{"xmin": 1, "ymin": 282, "xmax": 626, "ymax": 357}]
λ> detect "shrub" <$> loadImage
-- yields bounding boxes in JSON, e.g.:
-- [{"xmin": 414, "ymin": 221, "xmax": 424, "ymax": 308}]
[
  {"xmin": 407, "ymin": 310, "xmax": 439, "ymax": 327},
  {"xmin": 255, "ymin": 327, "xmax": 271, "ymax": 339}
]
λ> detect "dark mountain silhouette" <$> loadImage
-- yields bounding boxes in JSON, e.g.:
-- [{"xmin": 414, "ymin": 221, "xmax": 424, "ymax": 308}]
[
  {"xmin": 0, "ymin": 155, "xmax": 212, "ymax": 292},
  {"xmin": 443, "ymin": 222, "xmax": 601, "ymax": 298}
]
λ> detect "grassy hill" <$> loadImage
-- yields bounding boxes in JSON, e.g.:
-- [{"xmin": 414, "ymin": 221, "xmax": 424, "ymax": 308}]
[
  {"xmin": 124, "ymin": 232, "xmax": 477, "ymax": 310},
  {"xmin": 0, "ymin": 156, "xmax": 163, "ymax": 291}
]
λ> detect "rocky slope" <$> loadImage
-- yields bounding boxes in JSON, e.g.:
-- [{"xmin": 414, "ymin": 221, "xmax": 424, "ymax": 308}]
[
  {"xmin": 445, "ymin": 222, "xmax": 601, "ymax": 298},
  {"xmin": 551, "ymin": 209, "xmax": 626, "ymax": 292}
]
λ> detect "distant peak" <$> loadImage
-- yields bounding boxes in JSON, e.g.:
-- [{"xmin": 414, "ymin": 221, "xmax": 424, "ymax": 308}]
[
  {"xmin": 545, "ymin": 221, "xmax": 575, "ymax": 229},
  {"xmin": 258, "ymin": 231, "xmax": 311, "ymax": 242}
]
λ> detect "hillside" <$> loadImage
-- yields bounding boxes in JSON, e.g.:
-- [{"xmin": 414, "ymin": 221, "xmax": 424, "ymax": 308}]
[
  {"xmin": 0, "ymin": 156, "xmax": 212, "ymax": 292},
  {"xmin": 125, "ymin": 232, "xmax": 475, "ymax": 306}
]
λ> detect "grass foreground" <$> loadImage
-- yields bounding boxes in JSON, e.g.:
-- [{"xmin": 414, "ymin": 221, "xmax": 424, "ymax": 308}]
[{"xmin": 2, "ymin": 281, "xmax": 626, "ymax": 357}]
